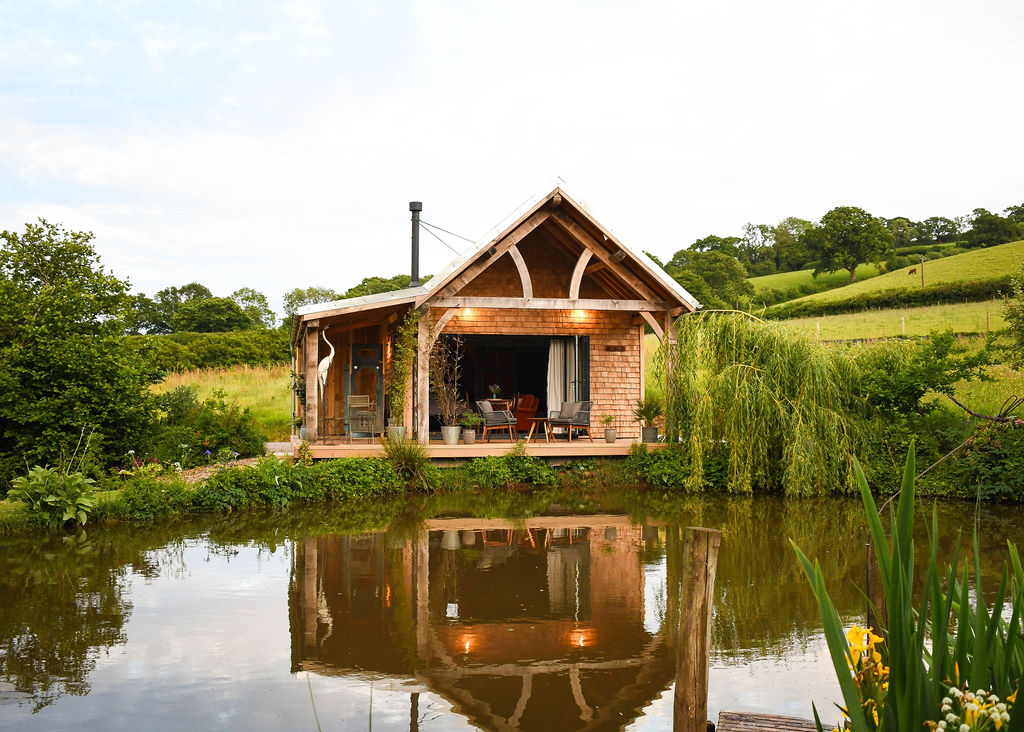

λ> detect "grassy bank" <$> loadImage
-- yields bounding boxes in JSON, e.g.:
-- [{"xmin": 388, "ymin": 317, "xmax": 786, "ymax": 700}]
[
  {"xmin": 749, "ymin": 263, "xmax": 882, "ymax": 294},
  {"xmin": 782, "ymin": 299, "xmax": 1006, "ymax": 339},
  {"xmin": 776, "ymin": 239, "xmax": 1024, "ymax": 308},
  {"xmin": 154, "ymin": 363, "xmax": 292, "ymax": 440}
]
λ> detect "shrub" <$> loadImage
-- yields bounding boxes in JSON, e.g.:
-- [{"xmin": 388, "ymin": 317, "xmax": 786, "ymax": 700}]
[
  {"xmin": 7, "ymin": 466, "xmax": 98, "ymax": 528},
  {"xmin": 461, "ymin": 443, "xmax": 558, "ymax": 489},
  {"xmin": 381, "ymin": 436, "xmax": 437, "ymax": 490},
  {"xmin": 145, "ymin": 386, "xmax": 266, "ymax": 467},
  {"xmin": 107, "ymin": 474, "xmax": 192, "ymax": 521}
]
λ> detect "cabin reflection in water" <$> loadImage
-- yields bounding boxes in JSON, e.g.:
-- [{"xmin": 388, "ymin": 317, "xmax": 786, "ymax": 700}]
[{"xmin": 289, "ymin": 517, "xmax": 676, "ymax": 731}]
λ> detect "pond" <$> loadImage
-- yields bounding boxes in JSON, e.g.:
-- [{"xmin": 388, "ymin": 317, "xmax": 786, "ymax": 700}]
[{"xmin": 1, "ymin": 491, "xmax": 1022, "ymax": 731}]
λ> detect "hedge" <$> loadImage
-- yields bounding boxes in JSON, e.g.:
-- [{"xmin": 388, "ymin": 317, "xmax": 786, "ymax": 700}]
[
  {"xmin": 763, "ymin": 277, "xmax": 1013, "ymax": 319},
  {"xmin": 127, "ymin": 329, "xmax": 290, "ymax": 371}
]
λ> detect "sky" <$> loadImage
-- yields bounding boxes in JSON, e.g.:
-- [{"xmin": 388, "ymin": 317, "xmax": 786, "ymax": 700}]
[{"xmin": 2, "ymin": 0, "xmax": 1023, "ymax": 318}]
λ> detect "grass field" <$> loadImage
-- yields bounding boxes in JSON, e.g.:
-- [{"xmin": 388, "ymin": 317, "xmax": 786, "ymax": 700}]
[
  {"xmin": 944, "ymin": 363, "xmax": 1024, "ymax": 417},
  {"xmin": 782, "ymin": 299, "xmax": 1007, "ymax": 340},
  {"xmin": 154, "ymin": 363, "xmax": 292, "ymax": 441},
  {"xmin": 780, "ymin": 239, "xmax": 1024, "ymax": 307},
  {"xmin": 749, "ymin": 263, "xmax": 882, "ymax": 294}
]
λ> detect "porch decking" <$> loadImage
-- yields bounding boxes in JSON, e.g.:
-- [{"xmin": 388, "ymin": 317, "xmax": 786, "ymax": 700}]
[{"xmin": 295, "ymin": 437, "xmax": 665, "ymax": 460}]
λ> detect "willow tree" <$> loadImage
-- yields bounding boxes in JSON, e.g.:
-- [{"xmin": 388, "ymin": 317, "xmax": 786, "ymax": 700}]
[{"xmin": 661, "ymin": 312, "xmax": 862, "ymax": 495}]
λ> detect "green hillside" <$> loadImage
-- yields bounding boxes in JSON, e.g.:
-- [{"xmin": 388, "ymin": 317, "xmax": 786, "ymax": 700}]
[
  {"xmin": 781, "ymin": 240, "xmax": 1023, "ymax": 306},
  {"xmin": 749, "ymin": 263, "xmax": 881, "ymax": 294},
  {"xmin": 782, "ymin": 299, "xmax": 1005, "ymax": 340}
]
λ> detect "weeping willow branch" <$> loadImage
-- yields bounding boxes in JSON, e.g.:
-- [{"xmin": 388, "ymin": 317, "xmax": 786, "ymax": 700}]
[{"xmin": 661, "ymin": 312, "xmax": 862, "ymax": 496}]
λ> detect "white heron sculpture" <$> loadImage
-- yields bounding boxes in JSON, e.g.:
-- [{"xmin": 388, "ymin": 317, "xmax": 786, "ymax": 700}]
[{"xmin": 317, "ymin": 327, "xmax": 335, "ymax": 405}]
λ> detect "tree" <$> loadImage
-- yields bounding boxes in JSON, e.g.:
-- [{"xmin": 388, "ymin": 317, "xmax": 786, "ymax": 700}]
[
  {"xmin": 884, "ymin": 217, "xmax": 919, "ymax": 249},
  {"xmin": 282, "ymin": 286, "xmax": 344, "ymax": 319},
  {"xmin": 129, "ymin": 282, "xmax": 213, "ymax": 334},
  {"xmin": 964, "ymin": 208, "xmax": 1022, "ymax": 248},
  {"xmin": 170, "ymin": 297, "xmax": 252, "ymax": 332},
  {"xmin": 918, "ymin": 216, "xmax": 959, "ymax": 244},
  {"xmin": 343, "ymin": 274, "xmax": 425, "ymax": 298},
  {"xmin": 690, "ymin": 235, "xmax": 743, "ymax": 257},
  {"xmin": 230, "ymin": 287, "xmax": 276, "ymax": 329},
  {"xmin": 665, "ymin": 249, "xmax": 753, "ymax": 307},
  {"xmin": 0, "ymin": 220, "xmax": 159, "ymax": 489},
  {"xmin": 772, "ymin": 217, "xmax": 813, "ymax": 271},
  {"xmin": 1005, "ymin": 204, "xmax": 1024, "ymax": 224},
  {"xmin": 803, "ymin": 206, "xmax": 894, "ymax": 282}
]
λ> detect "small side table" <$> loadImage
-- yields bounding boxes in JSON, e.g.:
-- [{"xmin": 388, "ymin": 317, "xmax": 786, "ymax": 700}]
[{"xmin": 527, "ymin": 417, "xmax": 551, "ymax": 443}]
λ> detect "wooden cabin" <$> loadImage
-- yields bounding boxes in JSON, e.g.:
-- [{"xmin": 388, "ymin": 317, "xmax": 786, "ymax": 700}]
[{"xmin": 291, "ymin": 186, "xmax": 698, "ymax": 458}]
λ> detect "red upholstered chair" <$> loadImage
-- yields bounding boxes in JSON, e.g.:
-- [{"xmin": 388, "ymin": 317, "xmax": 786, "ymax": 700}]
[{"xmin": 514, "ymin": 394, "xmax": 539, "ymax": 432}]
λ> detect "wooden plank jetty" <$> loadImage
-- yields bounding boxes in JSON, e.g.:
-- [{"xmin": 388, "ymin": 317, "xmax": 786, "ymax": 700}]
[{"xmin": 716, "ymin": 711, "xmax": 818, "ymax": 731}]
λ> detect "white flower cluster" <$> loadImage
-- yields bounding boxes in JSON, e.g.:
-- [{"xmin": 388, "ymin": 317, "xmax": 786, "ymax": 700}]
[{"xmin": 934, "ymin": 686, "xmax": 1011, "ymax": 731}]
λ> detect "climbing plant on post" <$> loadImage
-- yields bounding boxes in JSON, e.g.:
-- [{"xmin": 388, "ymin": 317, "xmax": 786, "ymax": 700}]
[{"xmin": 386, "ymin": 308, "xmax": 421, "ymax": 433}]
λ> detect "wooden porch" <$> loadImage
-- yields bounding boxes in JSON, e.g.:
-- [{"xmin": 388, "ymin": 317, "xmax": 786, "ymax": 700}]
[{"xmin": 293, "ymin": 436, "xmax": 666, "ymax": 460}]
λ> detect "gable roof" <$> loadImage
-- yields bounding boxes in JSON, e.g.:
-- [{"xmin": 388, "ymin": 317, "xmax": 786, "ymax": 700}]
[{"xmin": 296, "ymin": 183, "xmax": 699, "ymax": 321}]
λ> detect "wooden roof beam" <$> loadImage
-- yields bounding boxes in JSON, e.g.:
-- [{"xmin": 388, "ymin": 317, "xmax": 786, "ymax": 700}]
[
  {"xmin": 430, "ymin": 296, "xmax": 674, "ymax": 312},
  {"xmin": 550, "ymin": 210, "xmax": 662, "ymax": 302},
  {"xmin": 422, "ymin": 208, "xmax": 551, "ymax": 304}
]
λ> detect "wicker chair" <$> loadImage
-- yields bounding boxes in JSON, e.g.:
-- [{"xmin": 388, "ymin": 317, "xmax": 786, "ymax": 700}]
[
  {"xmin": 549, "ymin": 400, "xmax": 593, "ymax": 442},
  {"xmin": 475, "ymin": 400, "xmax": 517, "ymax": 442}
]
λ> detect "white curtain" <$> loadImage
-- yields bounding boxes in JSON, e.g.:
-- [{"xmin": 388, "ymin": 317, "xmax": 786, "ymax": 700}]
[{"xmin": 546, "ymin": 339, "xmax": 577, "ymax": 415}]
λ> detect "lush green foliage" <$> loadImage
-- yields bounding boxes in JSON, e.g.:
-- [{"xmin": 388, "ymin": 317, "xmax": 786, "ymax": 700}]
[
  {"xmin": 386, "ymin": 309, "xmax": 420, "ymax": 424},
  {"xmin": 855, "ymin": 332, "xmax": 991, "ymax": 416},
  {"xmin": 804, "ymin": 206, "xmax": 895, "ymax": 282},
  {"xmin": 8, "ymin": 466, "xmax": 98, "ymax": 527},
  {"xmin": 662, "ymin": 249, "xmax": 753, "ymax": 309},
  {"xmin": 460, "ymin": 443, "xmax": 558, "ymax": 489},
  {"xmin": 1006, "ymin": 263, "xmax": 1024, "ymax": 368},
  {"xmin": 229, "ymin": 287, "xmax": 276, "ymax": 328},
  {"xmin": 632, "ymin": 394, "xmax": 663, "ymax": 427},
  {"xmin": 0, "ymin": 220, "xmax": 159, "ymax": 490},
  {"xmin": 750, "ymin": 264, "xmax": 883, "ymax": 306},
  {"xmin": 170, "ymin": 296, "xmax": 252, "ymax": 332},
  {"xmin": 663, "ymin": 312, "xmax": 861, "ymax": 495},
  {"xmin": 145, "ymin": 385, "xmax": 267, "ymax": 468},
  {"xmin": 127, "ymin": 329, "xmax": 289, "ymax": 371},
  {"xmin": 794, "ymin": 445, "xmax": 1024, "ymax": 731},
  {"xmin": 128, "ymin": 282, "xmax": 212, "ymax": 334},
  {"xmin": 965, "ymin": 207, "xmax": 1024, "ymax": 249}
]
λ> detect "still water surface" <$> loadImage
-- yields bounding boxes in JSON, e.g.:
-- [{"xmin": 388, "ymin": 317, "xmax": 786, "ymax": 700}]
[{"xmin": 2, "ymin": 493, "xmax": 1022, "ymax": 730}]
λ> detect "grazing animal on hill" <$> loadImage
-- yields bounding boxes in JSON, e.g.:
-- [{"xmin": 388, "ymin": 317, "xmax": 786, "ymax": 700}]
[{"xmin": 908, "ymin": 268, "xmax": 917, "ymax": 275}]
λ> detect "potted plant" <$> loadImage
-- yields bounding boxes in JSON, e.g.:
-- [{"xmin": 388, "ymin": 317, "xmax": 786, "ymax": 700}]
[
  {"xmin": 460, "ymin": 410, "xmax": 483, "ymax": 445},
  {"xmin": 488, "ymin": 383, "xmax": 501, "ymax": 399},
  {"xmin": 293, "ymin": 417, "xmax": 306, "ymax": 441},
  {"xmin": 430, "ymin": 334, "xmax": 464, "ymax": 445},
  {"xmin": 385, "ymin": 309, "xmax": 420, "ymax": 441},
  {"xmin": 633, "ymin": 395, "xmax": 663, "ymax": 443},
  {"xmin": 600, "ymin": 414, "xmax": 616, "ymax": 443}
]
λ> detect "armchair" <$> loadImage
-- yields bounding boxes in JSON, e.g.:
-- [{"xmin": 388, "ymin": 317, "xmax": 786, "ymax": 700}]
[
  {"xmin": 549, "ymin": 400, "xmax": 593, "ymax": 442},
  {"xmin": 475, "ymin": 400, "xmax": 517, "ymax": 442}
]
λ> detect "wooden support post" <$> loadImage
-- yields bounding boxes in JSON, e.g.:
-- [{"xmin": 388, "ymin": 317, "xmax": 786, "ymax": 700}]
[
  {"xmin": 416, "ymin": 315, "xmax": 430, "ymax": 445},
  {"xmin": 866, "ymin": 538, "xmax": 887, "ymax": 637},
  {"xmin": 304, "ymin": 322, "xmax": 320, "ymax": 441},
  {"xmin": 674, "ymin": 527, "xmax": 721, "ymax": 732}
]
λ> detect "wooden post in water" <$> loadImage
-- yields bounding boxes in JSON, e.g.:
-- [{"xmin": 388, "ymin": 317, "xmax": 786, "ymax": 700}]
[{"xmin": 674, "ymin": 527, "xmax": 721, "ymax": 732}]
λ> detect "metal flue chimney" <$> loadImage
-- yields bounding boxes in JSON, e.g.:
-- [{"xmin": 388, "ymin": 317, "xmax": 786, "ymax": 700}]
[{"xmin": 409, "ymin": 201, "xmax": 422, "ymax": 287}]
